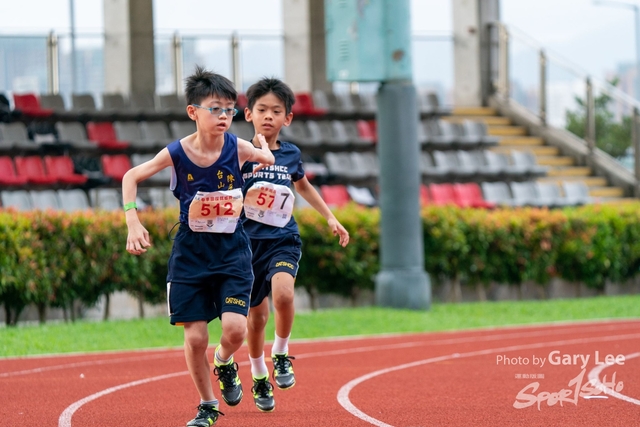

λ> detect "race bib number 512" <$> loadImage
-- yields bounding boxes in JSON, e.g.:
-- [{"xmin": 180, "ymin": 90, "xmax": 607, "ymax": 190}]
[
  {"xmin": 244, "ymin": 182, "xmax": 295, "ymax": 228},
  {"xmin": 188, "ymin": 189, "xmax": 243, "ymax": 233}
]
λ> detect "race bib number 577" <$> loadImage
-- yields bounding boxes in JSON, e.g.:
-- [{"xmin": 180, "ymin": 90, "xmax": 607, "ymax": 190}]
[
  {"xmin": 244, "ymin": 182, "xmax": 295, "ymax": 228},
  {"xmin": 188, "ymin": 189, "xmax": 243, "ymax": 233}
]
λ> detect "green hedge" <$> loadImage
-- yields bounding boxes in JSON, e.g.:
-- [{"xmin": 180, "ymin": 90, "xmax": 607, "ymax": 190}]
[{"xmin": 2, "ymin": 202, "xmax": 640, "ymax": 324}]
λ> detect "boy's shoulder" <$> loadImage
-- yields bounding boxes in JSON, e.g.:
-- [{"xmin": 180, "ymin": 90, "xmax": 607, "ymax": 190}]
[{"xmin": 278, "ymin": 140, "xmax": 301, "ymax": 154}]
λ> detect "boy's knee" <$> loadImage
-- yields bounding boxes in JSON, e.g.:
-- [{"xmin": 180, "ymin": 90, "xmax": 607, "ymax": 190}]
[
  {"xmin": 222, "ymin": 314, "xmax": 247, "ymax": 343},
  {"xmin": 249, "ymin": 311, "xmax": 269, "ymax": 330},
  {"xmin": 272, "ymin": 290, "xmax": 294, "ymax": 310},
  {"xmin": 184, "ymin": 331, "xmax": 209, "ymax": 352}
]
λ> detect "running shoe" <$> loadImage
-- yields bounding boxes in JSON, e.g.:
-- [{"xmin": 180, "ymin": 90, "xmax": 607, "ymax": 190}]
[
  {"xmin": 186, "ymin": 403, "xmax": 224, "ymax": 427},
  {"xmin": 272, "ymin": 353, "xmax": 296, "ymax": 389},
  {"xmin": 252, "ymin": 376, "xmax": 275, "ymax": 412}
]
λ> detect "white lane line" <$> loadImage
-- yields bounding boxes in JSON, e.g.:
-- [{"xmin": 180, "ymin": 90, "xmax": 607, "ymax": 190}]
[
  {"xmin": 8, "ymin": 320, "xmax": 634, "ymax": 378},
  {"xmin": 0, "ymin": 351, "xmax": 183, "ymax": 378},
  {"xmin": 337, "ymin": 332, "xmax": 640, "ymax": 427},
  {"xmin": 588, "ymin": 352, "xmax": 640, "ymax": 405}
]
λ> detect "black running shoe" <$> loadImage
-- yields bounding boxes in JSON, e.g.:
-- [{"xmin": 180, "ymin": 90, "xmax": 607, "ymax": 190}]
[
  {"xmin": 272, "ymin": 353, "xmax": 296, "ymax": 389},
  {"xmin": 186, "ymin": 404, "xmax": 224, "ymax": 427},
  {"xmin": 213, "ymin": 360, "xmax": 243, "ymax": 406},
  {"xmin": 252, "ymin": 376, "xmax": 275, "ymax": 412}
]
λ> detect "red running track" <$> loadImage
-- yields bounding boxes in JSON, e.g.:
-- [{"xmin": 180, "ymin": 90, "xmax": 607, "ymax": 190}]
[{"xmin": 1, "ymin": 319, "xmax": 639, "ymax": 426}]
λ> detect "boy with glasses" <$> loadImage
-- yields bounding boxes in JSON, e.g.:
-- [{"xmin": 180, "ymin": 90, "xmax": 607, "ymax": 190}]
[
  {"xmin": 240, "ymin": 78, "xmax": 349, "ymax": 412},
  {"xmin": 122, "ymin": 66, "xmax": 274, "ymax": 426}
]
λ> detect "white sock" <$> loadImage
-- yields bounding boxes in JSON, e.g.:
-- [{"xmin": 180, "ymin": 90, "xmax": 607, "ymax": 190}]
[
  {"xmin": 250, "ymin": 352, "xmax": 269, "ymax": 379},
  {"xmin": 272, "ymin": 333, "xmax": 290, "ymax": 356},
  {"xmin": 214, "ymin": 347, "xmax": 232, "ymax": 365},
  {"xmin": 200, "ymin": 399, "xmax": 219, "ymax": 408}
]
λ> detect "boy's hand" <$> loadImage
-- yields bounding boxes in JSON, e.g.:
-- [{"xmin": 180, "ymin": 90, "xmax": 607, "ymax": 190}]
[
  {"xmin": 126, "ymin": 222, "xmax": 152, "ymax": 255},
  {"xmin": 328, "ymin": 218, "xmax": 350, "ymax": 247},
  {"xmin": 252, "ymin": 133, "xmax": 275, "ymax": 173}
]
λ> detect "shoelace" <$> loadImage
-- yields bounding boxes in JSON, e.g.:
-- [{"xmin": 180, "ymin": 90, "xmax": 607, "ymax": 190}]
[
  {"xmin": 213, "ymin": 362, "xmax": 240, "ymax": 388},
  {"xmin": 252, "ymin": 378, "xmax": 274, "ymax": 398},
  {"xmin": 196, "ymin": 404, "xmax": 225, "ymax": 418},
  {"xmin": 273, "ymin": 355, "xmax": 295, "ymax": 375}
]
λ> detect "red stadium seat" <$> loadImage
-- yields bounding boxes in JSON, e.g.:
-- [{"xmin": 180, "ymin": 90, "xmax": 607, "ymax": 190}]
[
  {"xmin": 320, "ymin": 184, "xmax": 350, "ymax": 208},
  {"xmin": 86, "ymin": 122, "xmax": 130, "ymax": 150},
  {"xmin": 453, "ymin": 182, "xmax": 496, "ymax": 209},
  {"xmin": 356, "ymin": 120, "xmax": 376, "ymax": 144},
  {"xmin": 12, "ymin": 93, "xmax": 54, "ymax": 118},
  {"xmin": 420, "ymin": 184, "xmax": 431, "ymax": 206},
  {"xmin": 236, "ymin": 93, "xmax": 248, "ymax": 110},
  {"xmin": 44, "ymin": 156, "xmax": 88, "ymax": 185},
  {"xmin": 101, "ymin": 154, "xmax": 132, "ymax": 182},
  {"xmin": 292, "ymin": 92, "xmax": 327, "ymax": 117},
  {"xmin": 0, "ymin": 156, "xmax": 28, "ymax": 186},
  {"xmin": 14, "ymin": 156, "xmax": 58, "ymax": 185},
  {"xmin": 429, "ymin": 183, "xmax": 457, "ymax": 206}
]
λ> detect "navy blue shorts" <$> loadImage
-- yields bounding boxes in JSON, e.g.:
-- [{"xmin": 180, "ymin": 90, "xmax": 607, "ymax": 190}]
[
  {"xmin": 167, "ymin": 224, "xmax": 253, "ymax": 325},
  {"xmin": 249, "ymin": 233, "xmax": 302, "ymax": 307}
]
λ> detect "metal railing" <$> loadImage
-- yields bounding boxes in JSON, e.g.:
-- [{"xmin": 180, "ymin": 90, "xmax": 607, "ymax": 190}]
[
  {"xmin": 490, "ymin": 22, "xmax": 640, "ymax": 194},
  {"xmin": 0, "ymin": 30, "xmax": 454, "ymax": 102}
]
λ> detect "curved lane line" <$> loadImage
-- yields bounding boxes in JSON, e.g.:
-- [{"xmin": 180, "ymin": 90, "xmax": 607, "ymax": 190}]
[
  {"xmin": 588, "ymin": 352, "xmax": 640, "ymax": 405},
  {"xmin": 337, "ymin": 332, "xmax": 640, "ymax": 427}
]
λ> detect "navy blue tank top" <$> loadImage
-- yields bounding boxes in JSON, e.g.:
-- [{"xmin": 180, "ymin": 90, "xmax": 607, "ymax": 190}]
[
  {"xmin": 168, "ymin": 133, "xmax": 244, "ymax": 225},
  {"xmin": 240, "ymin": 141, "xmax": 305, "ymax": 238}
]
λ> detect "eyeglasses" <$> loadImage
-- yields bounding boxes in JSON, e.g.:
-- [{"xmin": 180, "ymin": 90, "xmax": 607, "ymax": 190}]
[{"xmin": 191, "ymin": 104, "xmax": 238, "ymax": 117}]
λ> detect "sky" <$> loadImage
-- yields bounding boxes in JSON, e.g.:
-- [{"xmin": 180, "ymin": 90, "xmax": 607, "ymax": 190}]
[{"xmin": 0, "ymin": 0, "xmax": 638, "ymax": 87}]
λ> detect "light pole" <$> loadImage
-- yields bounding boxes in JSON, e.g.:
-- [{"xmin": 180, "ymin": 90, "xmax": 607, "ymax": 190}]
[{"xmin": 594, "ymin": 0, "xmax": 640, "ymax": 100}]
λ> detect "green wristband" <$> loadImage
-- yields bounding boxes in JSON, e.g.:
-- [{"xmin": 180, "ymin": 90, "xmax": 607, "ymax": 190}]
[{"xmin": 123, "ymin": 202, "xmax": 137, "ymax": 212}]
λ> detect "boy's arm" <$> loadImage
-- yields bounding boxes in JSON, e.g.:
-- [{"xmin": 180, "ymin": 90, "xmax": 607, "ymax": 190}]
[
  {"xmin": 293, "ymin": 177, "xmax": 350, "ymax": 247},
  {"xmin": 237, "ymin": 134, "xmax": 275, "ymax": 172},
  {"xmin": 122, "ymin": 148, "xmax": 173, "ymax": 255}
]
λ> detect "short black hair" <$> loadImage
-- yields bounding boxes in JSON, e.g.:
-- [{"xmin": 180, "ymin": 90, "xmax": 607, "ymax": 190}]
[
  {"xmin": 246, "ymin": 77, "xmax": 295, "ymax": 114},
  {"xmin": 184, "ymin": 65, "xmax": 237, "ymax": 106}
]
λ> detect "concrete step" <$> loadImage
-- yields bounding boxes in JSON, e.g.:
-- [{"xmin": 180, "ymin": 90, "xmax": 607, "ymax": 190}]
[
  {"xmin": 546, "ymin": 167, "xmax": 592, "ymax": 177},
  {"xmin": 590, "ymin": 187, "xmax": 625, "ymax": 198},
  {"xmin": 452, "ymin": 106, "xmax": 498, "ymax": 116},
  {"xmin": 443, "ymin": 116, "xmax": 511, "ymax": 126},
  {"xmin": 497, "ymin": 136, "xmax": 545, "ymax": 146},
  {"xmin": 537, "ymin": 176, "xmax": 608, "ymax": 187},
  {"xmin": 491, "ymin": 145, "xmax": 558, "ymax": 156},
  {"xmin": 488, "ymin": 126, "xmax": 528, "ymax": 136},
  {"xmin": 537, "ymin": 156, "xmax": 575, "ymax": 166}
]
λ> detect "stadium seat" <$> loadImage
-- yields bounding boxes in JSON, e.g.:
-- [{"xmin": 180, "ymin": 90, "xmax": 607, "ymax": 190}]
[
  {"xmin": 464, "ymin": 121, "xmax": 500, "ymax": 147},
  {"xmin": 509, "ymin": 181, "xmax": 548, "ymax": 207},
  {"xmin": 13, "ymin": 93, "xmax": 54, "ymax": 117},
  {"xmin": 346, "ymin": 185, "xmax": 377, "ymax": 206},
  {"xmin": 429, "ymin": 183, "xmax": 458, "ymax": 206},
  {"xmin": 57, "ymin": 189, "xmax": 91, "ymax": 211},
  {"xmin": 311, "ymin": 90, "xmax": 331, "ymax": 111},
  {"xmin": 14, "ymin": 156, "xmax": 58, "ymax": 185},
  {"xmin": 0, "ymin": 122, "xmax": 39, "ymax": 151},
  {"xmin": 320, "ymin": 184, "xmax": 350, "ymax": 208},
  {"xmin": 1, "ymin": 190, "xmax": 32, "ymax": 211},
  {"xmin": 292, "ymin": 92, "xmax": 327, "ymax": 117},
  {"xmin": 55, "ymin": 122, "xmax": 99, "ymax": 151},
  {"xmin": 427, "ymin": 120, "xmax": 457, "ymax": 149},
  {"xmin": 0, "ymin": 156, "xmax": 28, "ymax": 186},
  {"xmin": 129, "ymin": 92, "xmax": 157, "ymax": 115},
  {"xmin": 228, "ymin": 121, "xmax": 254, "ymax": 140},
  {"xmin": 90, "ymin": 188, "xmax": 121, "ymax": 211},
  {"xmin": 102, "ymin": 93, "xmax": 129, "ymax": 113},
  {"xmin": 303, "ymin": 121, "xmax": 324, "ymax": 146},
  {"xmin": 484, "ymin": 150, "xmax": 527, "ymax": 179},
  {"xmin": 343, "ymin": 120, "xmax": 373, "ymax": 146},
  {"xmin": 236, "ymin": 93, "xmax": 248, "ymax": 111},
  {"xmin": 420, "ymin": 151, "xmax": 451, "ymax": 180},
  {"xmin": 86, "ymin": 122, "xmax": 130, "ymax": 150},
  {"xmin": 148, "ymin": 187, "xmax": 176, "ymax": 209},
  {"xmin": 453, "ymin": 182, "xmax": 496, "ymax": 209},
  {"xmin": 140, "ymin": 121, "xmax": 174, "ymax": 147},
  {"xmin": 71, "ymin": 93, "xmax": 109, "ymax": 117},
  {"xmin": 561, "ymin": 181, "xmax": 594, "ymax": 205},
  {"xmin": 0, "ymin": 93, "xmax": 21, "ymax": 121},
  {"xmin": 356, "ymin": 120, "xmax": 376, "ymax": 143},
  {"xmin": 329, "ymin": 92, "xmax": 356, "ymax": 115},
  {"xmin": 279, "ymin": 121, "xmax": 308, "ymax": 145},
  {"xmin": 510, "ymin": 150, "xmax": 548, "ymax": 177},
  {"xmin": 324, "ymin": 152, "xmax": 353, "ymax": 178},
  {"xmin": 170, "ymin": 121, "xmax": 196, "ymax": 140},
  {"xmin": 481, "ymin": 181, "xmax": 515, "ymax": 207},
  {"xmin": 350, "ymin": 93, "xmax": 376, "ymax": 114},
  {"xmin": 157, "ymin": 93, "xmax": 185, "ymax": 115},
  {"xmin": 39, "ymin": 94, "xmax": 68, "ymax": 113},
  {"xmin": 535, "ymin": 182, "xmax": 572, "ymax": 208},
  {"xmin": 101, "ymin": 154, "xmax": 132, "ymax": 182},
  {"xmin": 420, "ymin": 184, "xmax": 431, "ymax": 206},
  {"xmin": 29, "ymin": 190, "xmax": 60, "ymax": 210},
  {"xmin": 44, "ymin": 155, "xmax": 88, "ymax": 185},
  {"xmin": 114, "ymin": 121, "xmax": 156, "ymax": 149},
  {"xmin": 432, "ymin": 150, "xmax": 476, "ymax": 178}
]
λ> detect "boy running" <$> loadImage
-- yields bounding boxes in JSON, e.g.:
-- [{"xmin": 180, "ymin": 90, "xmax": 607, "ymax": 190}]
[
  {"xmin": 241, "ymin": 78, "xmax": 349, "ymax": 412},
  {"xmin": 123, "ymin": 66, "xmax": 274, "ymax": 426}
]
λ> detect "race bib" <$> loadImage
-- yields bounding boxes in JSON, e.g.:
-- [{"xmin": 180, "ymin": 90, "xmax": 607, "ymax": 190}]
[
  {"xmin": 188, "ymin": 189, "xmax": 244, "ymax": 233},
  {"xmin": 244, "ymin": 182, "xmax": 295, "ymax": 228}
]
